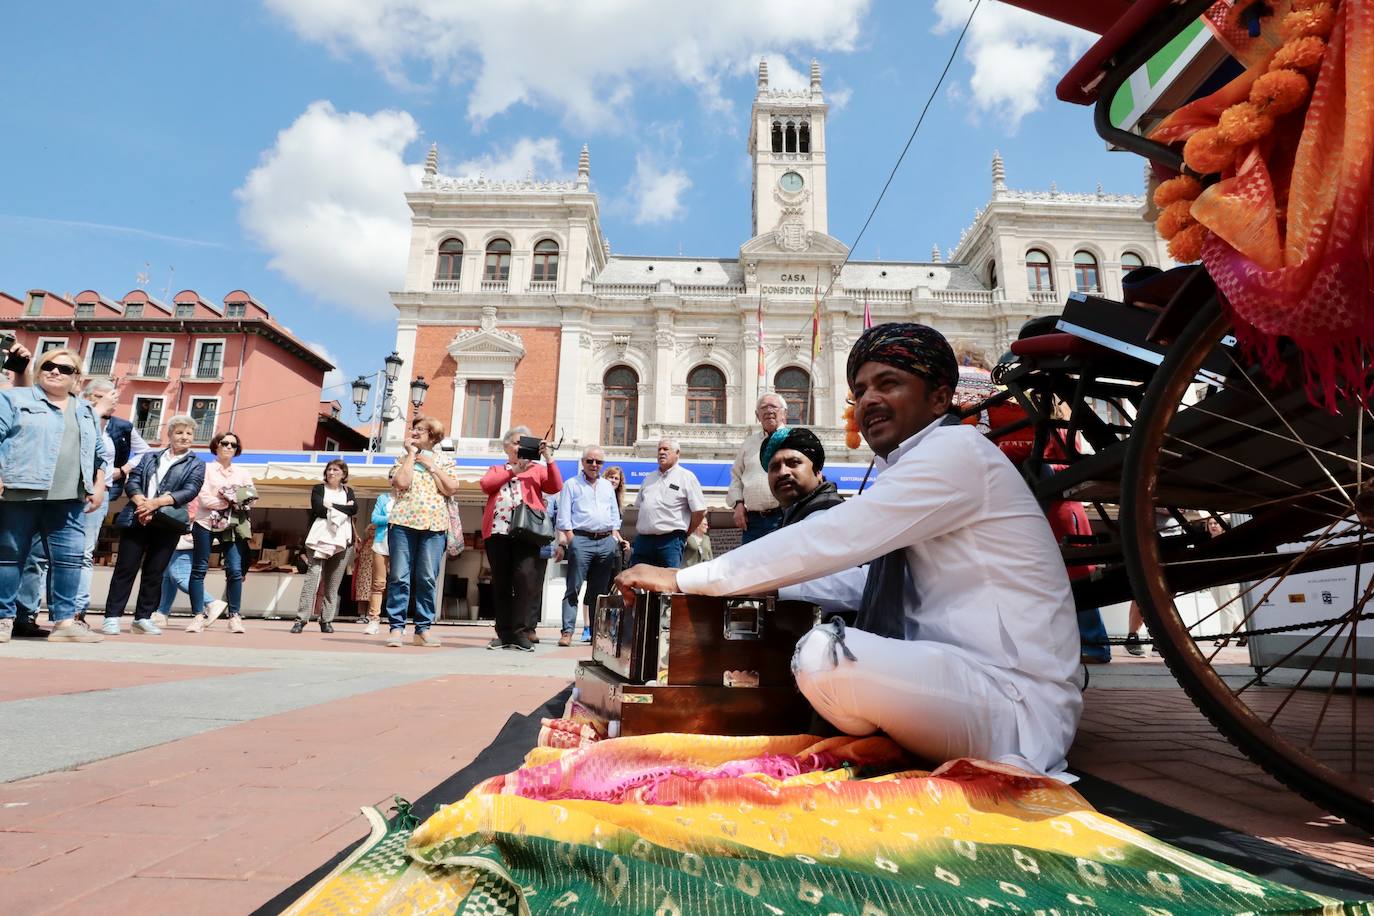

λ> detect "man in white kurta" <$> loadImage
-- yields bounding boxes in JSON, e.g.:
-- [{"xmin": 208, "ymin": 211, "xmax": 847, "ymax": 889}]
[{"xmin": 618, "ymin": 323, "xmax": 1082, "ymax": 779}]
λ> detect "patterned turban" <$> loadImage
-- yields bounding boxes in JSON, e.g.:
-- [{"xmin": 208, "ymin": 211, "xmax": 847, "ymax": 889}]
[
  {"xmin": 760, "ymin": 426, "xmax": 825, "ymax": 472},
  {"xmin": 845, "ymin": 322, "xmax": 959, "ymax": 393}
]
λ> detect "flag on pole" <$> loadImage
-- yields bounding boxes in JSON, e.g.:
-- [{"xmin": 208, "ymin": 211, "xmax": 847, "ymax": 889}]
[
  {"xmin": 756, "ymin": 292, "xmax": 766, "ymax": 381},
  {"xmin": 863, "ymin": 291, "xmax": 872, "ymax": 330},
  {"xmin": 809, "ymin": 278, "xmax": 822, "ymax": 365}
]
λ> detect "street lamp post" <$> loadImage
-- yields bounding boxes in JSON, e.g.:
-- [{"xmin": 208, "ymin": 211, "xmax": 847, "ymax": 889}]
[{"xmin": 351, "ymin": 350, "xmax": 423, "ymax": 460}]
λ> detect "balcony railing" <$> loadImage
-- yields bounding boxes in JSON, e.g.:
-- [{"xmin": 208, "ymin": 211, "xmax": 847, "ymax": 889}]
[
  {"xmin": 87, "ymin": 356, "xmax": 115, "ymax": 376},
  {"xmin": 193, "ymin": 365, "xmax": 222, "ymax": 380},
  {"xmin": 527, "ymin": 280, "xmax": 557, "ymax": 293},
  {"xmin": 432, "ymin": 279, "xmax": 461, "ymax": 292},
  {"xmin": 1030, "ymin": 289, "xmax": 1061, "ymax": 305},
  {"xmin": 194, "ymin": 419, "xmax": 216, "ymax": 441},
  {"xmin": 141, "ymin": 364, "xmax": 169, "ymax": 379},
  {"xmin": 136, "ymin": 422, "xmax": 161, "ymax": 442},
  {"xmin": 480, "ymin": 279, "xmax": 509, "ymax": 293}
]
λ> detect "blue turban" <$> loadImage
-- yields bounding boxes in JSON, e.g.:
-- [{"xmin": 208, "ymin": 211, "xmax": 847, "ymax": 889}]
[{"xmin": 759, "ymin": 426, "xmax": 825, "ymax": 472}]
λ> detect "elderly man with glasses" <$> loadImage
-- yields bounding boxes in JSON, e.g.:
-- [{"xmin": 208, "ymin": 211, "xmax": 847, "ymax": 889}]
[
  {"xmin": 553, "ymin": 446, "xmax": 627, "ymax": 646},
  {"xmin": 729, "ymin": 394, "xmax": 787, "ymax": 544}
]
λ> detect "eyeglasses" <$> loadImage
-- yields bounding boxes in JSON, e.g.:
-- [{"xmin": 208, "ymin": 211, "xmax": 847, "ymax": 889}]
[
  {"xmin": 583, "ymin": 458, "xmax": 604, "ymax": 465},
  {"xmin": 218, "ymin": 441, "xmax": 239, "ymax": 449},
  {"xmin": 40, "ymin": 362, "xmax": 77, "ymax": 376}
]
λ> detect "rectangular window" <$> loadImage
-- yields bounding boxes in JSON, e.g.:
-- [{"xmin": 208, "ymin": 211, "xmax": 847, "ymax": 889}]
[
  {"xmin": 37, "ymin": 338, "xmax": 67, "ymax": 354},
  {"xmin": 75, "ymin": 303, "xmax": 94, "ymax": 319},
  {"xmin": 133, "ymin": 397, "xmax": 164, "ymax": 442},
  {"xmin": 189, "ymin": 398, "xmax": 217, "ymax": 441},
  {"xmin": 226, "ymin": 302, "xmax": 247, "ymax": 318},
  {"xmin": 142, "ymin": 341, "xmax": 172, "ymax": 377},
  {"xmin": 25, "ymin": 294, "xmax": 44, "ymax": 316},
  {"xmin": 124, "ymin": 303, "xmax": 144, "ymax": 318},
  {"xmin": 324, "ymin": 437, "xmax": 340, "ymax": 452},
  {"xmin": 195, "ymin": 342, "xmax": 224, "ymax": 378},
  {"xmin": 462, "ymin": 380, "xmax": 503, "ymax": 439},
  {"xmin": 87, "ymin": 342, "xmax": 117, "ymax": 376},
  {"xmin": 175, "ymin": 303, "xmax": 195, "ymax": 318}
]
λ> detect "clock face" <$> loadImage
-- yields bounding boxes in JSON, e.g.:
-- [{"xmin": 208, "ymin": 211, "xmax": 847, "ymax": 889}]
[{"xmin": 779, "ymin": 170, "xmax": 804, "ymax": 193}]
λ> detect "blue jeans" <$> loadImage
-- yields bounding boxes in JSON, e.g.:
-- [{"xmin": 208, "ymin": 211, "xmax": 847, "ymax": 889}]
[
  {"xmin": 630, "ymin": 531, "xmax": 687, "ymax": 569},
  {"xmin": 561, "ymin": 534, "xmax": 618, "ymax": 633},
  {"xmin": 74, "ymin": 506, "xmax": 106, "ymax": 616},
  {"xmin": 16, "ymin": 534, "xmax": 48, "ymax": 622},
  {"xmin": 1078, "ymin": 607, "xmax": 1111, "ymax": 663},
  {"xmin": 385, "ymin": 525, "xmax": 445, "ymax": 633},
  {"xmin": 158, "ymin": 549, "xmax": 193, "ymax": 617},
  {"xmin": 189, "ymin": 525, "xmax": 248, "ymax": 617},
  {"xmin": 0, "ymin": 500, "xmax": 86, "ymax": 623},
  {"xmin": 741, "ymin": 511, "xmax": 782, "ymax": 545}
]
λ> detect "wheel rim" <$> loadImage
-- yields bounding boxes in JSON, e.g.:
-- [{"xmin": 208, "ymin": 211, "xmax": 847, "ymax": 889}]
[{"xmin": 1121, "ymin": 294, "xmax": 1374, "ymax": 830}]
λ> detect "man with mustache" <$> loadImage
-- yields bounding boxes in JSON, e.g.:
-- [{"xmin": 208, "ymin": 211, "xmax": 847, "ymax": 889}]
[
  {"xmin": 617, "ymin": 323, "xmax": 1081, "ymax": 780},
  {"xmin": 760, "ymin": 426, "xmax": 842, "ymax": 527}
]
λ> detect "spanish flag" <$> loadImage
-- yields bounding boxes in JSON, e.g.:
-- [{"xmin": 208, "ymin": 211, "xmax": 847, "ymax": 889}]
[
  {"xmin": 756, "ymin": 293, "xmax": 766, "ymax": 381},
  {"xmin": 809, "ymin": 278, "xmax": 822, "ymax": 364}
]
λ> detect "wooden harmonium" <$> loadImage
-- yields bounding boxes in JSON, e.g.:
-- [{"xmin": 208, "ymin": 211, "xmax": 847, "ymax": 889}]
[
  {"xmin": 578, "ymin": 591, "xmax": 820, "ymax": 737},
  {"xmin": 592, "ymin": 591, "xmax": 819, "ymax": 687}
]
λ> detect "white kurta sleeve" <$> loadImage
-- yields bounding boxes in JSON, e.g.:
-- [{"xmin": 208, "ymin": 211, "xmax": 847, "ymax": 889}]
[
  {"xmin": 779, "ymin": 565, "xmax": 868, "ymax": 612},
  {"xmin": 675, "ymin": 429, "xmax": 984, "ymax": 597}
]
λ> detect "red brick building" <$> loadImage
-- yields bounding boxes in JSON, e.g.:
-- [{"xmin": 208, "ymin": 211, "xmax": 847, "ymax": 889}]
[{"xmin": 0, "ymin": 288, "xmax": 334, "ymax": 450}]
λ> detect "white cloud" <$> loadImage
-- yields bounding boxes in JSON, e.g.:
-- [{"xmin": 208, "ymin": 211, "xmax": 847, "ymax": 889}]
[
  {"xmin": 263, "ymin": 0, "xmax": 869, "ymax": 128},
  {"xmin": 933, "ymin": 0, "xmax": 1093, "ymax": 128},
  {"xmin": 236, "ymin": 105, "xmax": 572, "ymax": 316},
  {"xmin": 235, "ymin": 101, "xmax": 420, "ymax": 317},
  {"xmin": 455, "ymin": 137, "xmax": 564, "ymax": 181},
  {"xmin": 628, "ymin": 155, "xmax": 691, "ymax": 225}
]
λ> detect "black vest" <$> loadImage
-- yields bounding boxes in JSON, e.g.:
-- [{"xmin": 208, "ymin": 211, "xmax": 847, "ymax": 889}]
[{"xmin": 106, "ymin": 416, "xmax": 133, "ymax": 470}]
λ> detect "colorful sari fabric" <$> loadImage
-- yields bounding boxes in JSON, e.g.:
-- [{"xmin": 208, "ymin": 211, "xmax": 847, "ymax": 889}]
[{"xmin": 287, "ymin": 733, "xmax": 1372, "ymax": 915}]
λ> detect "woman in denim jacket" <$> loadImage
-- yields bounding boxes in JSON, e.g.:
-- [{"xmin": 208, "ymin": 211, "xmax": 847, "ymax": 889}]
[
  {"xmin": 102, "ymin": 415, "xmax": 205, "ymax": 636},
  {"xmin": 0, "ymin": 348, "xmax": 110, "ymax": 643}
]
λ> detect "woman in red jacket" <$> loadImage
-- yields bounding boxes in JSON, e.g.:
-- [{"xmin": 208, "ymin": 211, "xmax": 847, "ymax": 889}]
[{"xmin": 480, "ymin": 426, "xmax": 563, "ymax": 651}]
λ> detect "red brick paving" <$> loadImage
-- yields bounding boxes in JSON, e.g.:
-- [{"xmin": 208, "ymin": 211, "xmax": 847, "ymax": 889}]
[
  {"xmin": 1069, "ymin": 673, "xmax": 1374, "ymax": 879},
  {"xmin": 0, "ymin": 669, "xmax": 567, "ymax": 914},
  {"xmin": 0, "ymin": 658, "xmax": 259, "ymax": 703}
]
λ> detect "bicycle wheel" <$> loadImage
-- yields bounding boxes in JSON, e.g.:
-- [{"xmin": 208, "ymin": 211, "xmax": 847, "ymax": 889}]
[{"xmin": 1120, "ymin": 288, "xmax": 1374, "ymax": 831}]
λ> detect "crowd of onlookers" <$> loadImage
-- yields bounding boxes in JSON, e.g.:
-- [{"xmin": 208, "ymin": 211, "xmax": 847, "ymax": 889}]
[{"xmin": 0, "ymin": 336, "xmax": 839, "ymax": 652}]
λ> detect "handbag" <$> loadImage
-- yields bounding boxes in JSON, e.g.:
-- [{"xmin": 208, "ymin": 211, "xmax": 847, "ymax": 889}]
[
  {"xmin": 149, "ymin": 505, "xmax": 191, "ymax": 533},
  {"xmin": 510, "ymin": 501, "xmax": 554, "ymax": 547},
  {"xmin": 446, "ymin": 496, "xmax": 465, "ymax": 557}
]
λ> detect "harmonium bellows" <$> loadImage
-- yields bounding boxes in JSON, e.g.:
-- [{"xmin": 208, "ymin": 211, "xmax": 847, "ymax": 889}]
[{"xmin": 575, "ymin": 591, "xmax": 820, "ymax": 737}]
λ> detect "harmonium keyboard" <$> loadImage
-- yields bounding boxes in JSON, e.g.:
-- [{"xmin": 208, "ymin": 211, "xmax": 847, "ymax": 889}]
[{"xmin": 574, "ymin": 591, "xmax": 819, "ymax": 737}]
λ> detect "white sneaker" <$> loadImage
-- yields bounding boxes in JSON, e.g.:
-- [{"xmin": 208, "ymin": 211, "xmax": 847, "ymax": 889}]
[
  {"xmin": 365, "ymin": 619, "xmax": 380, "ymax": 636},
  {"xmin": 204, "ymin": 600, "xmax": 228, "ymax": 628},
  {"xmin": 131, "ymin": 619, "xmax": 163, "ymax": 636},
  {"xmin": 151, "ymin": 612, "xmax": 169, "ymax": 628},
  {"xmin": 101, "ymin": 618, "xmax": 121, "ymax": 636},
  {"xmin": 48, "ymin": 620, "xmax": 103, "ymax": 643}
]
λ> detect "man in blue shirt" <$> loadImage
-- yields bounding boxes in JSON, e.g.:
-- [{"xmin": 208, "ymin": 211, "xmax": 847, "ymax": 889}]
[{"xmin": 554, "ymin": 446, "xmax": 629, "ymax": 646}]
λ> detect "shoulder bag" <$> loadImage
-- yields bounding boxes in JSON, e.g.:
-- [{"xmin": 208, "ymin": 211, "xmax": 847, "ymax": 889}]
[{"xmin": 510, "ymin": 501, "xmax": 554, "ymax": 547}]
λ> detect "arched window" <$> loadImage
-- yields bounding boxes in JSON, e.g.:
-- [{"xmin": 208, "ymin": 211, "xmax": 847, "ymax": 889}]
[
  {"xmin": 1120, "ymin": 251, "xmax": 1145, "ymax": 271},
  {"xmin": 531, "ymin": 239, "xmax": 559, "ymax": 284},
  {"xmin": 784, "ymin": 122, "xmax": 797, "ymax": 153},
  {"xmin": 988, "ymin": 259, "xmax": 998, "ymax": 288},
  {"xmin": 1073, "ymin": 251, "xmax": 1100, "ymax": 293},
  {"xmin": 686, "ymin": 365, "xmax": 726, "ymax": 425},
  {"xmin": 1026, "ymin": 249, "xmax": 1054, "ymax": 292},
  {"xmin": 774, "ymin": 368, "xmax": 811, "ymax": 425},
  {"xmin": 798, "ymin": 122, "xmax": 811, "ymax": 153},
  {"xmin": 484, "ymin": 239, "xmax": 511, "ymax": 281},
  {"xmin": 436, "ymin": 238, "xmax": 463, "ymax": 282},
  {"xmin": 601, "ymin": 366, "xmax": 639, "ymax": 447},
  {"xmin": 771, "ymin": 121, "xmax": 783, "ymax": 153}
]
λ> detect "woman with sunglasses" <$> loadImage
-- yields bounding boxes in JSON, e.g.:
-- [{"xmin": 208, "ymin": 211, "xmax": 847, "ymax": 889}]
[
  {"xmin": 185, "ymin": 432, "xmax": 256, "ymax": 634},
  {"xmin": 0, "ymin": 348, "xmax": 110, "ymax": 643}
]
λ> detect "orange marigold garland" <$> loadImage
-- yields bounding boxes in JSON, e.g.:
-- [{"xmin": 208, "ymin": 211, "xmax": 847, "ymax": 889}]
[
  {"xmin": 842, "ymin": 401, "xmax": 861, "ymax": 450},
  {"xmin": 1154, "ymin": 0, "xmax": 1336, "ymax": 260}
]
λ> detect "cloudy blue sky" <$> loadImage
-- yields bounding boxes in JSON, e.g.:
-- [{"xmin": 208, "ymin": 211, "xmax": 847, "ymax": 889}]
[{"xmin": 2, "ymin": 0, "xmax": 1143, "ymax": 397}]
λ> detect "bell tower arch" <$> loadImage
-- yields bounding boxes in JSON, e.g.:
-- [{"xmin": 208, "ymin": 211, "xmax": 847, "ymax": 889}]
[{"xmin": 748, "ymin": 58, "xmax": 829, "ymax": 241}]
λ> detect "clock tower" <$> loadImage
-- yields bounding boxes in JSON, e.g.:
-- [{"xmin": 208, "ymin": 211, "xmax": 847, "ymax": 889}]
[{"xmin": 748, "ymin": 58, "xmax": 829, "ymax": 248}]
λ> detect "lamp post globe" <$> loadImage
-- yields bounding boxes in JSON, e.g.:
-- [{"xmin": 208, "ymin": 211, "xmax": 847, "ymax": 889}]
[
  {"xmin": 350, "ymin": 375, "xmax": 372, "ymax": 416},
  {"xmin": 409, "ymin": 375, "xmax": 430, "ymax": 409},
  {"xmin": 383, "ymin": 351, "xmax": 403, "ymax": 383}
]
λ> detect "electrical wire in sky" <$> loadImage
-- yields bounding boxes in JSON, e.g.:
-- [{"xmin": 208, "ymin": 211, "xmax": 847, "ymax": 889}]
[{"xmin": 791, "ymin": 0, "xmax": 983, "ymax": 338}]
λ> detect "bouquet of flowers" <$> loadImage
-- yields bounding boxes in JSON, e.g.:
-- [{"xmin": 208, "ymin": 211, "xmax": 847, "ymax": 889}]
[{"xmin": 206, "ymin": 483, "xmax": 259, "ymax": 540}]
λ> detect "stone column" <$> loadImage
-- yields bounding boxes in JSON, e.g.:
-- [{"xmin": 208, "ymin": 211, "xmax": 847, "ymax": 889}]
[
  {"xmin": 451, "ymin": 376, "xmax": 467, "ymax": 440},
  {"xmin": 554, "ymin": 321, "xmax": 584, "ymax": 446},
  {"xmin": 651, "ymin": 325, "xmax": 674, "ymax": 424}
]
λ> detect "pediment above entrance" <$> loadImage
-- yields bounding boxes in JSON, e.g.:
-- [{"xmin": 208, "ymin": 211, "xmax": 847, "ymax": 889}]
[{"xmin": 739, "ymin": 230, "xmax": 849, "ymax": 261}]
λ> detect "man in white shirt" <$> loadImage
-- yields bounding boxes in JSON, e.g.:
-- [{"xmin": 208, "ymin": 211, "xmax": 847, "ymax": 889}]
[
  {"xmin": 554, "ymin": 446, "xmax": 629, "ymax": 646},
  {"xmin": 729, "ymin": 394, "xmax": 786, "ymax": 544},
  {"xmin": 617, "ymin": 323, "xmax": 1082, "ymax": 779},
  {"xmin": 629, "ymin": 438, "xmax": 705, "ymax": 569}
]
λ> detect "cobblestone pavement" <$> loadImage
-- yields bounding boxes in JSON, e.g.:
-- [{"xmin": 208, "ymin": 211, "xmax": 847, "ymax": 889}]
[{"xmin": 1, "ymin": 621, "xmax": 1370, "ymax": 913}]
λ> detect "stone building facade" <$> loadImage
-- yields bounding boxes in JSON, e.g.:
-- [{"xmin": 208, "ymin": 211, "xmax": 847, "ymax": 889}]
[{"xmin": 388, "ymin": 60, "xmax": 1170, "ymax": 461}]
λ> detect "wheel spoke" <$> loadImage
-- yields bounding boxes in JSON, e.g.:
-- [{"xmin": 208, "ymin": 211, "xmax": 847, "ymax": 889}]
[
  {"xmin": 1223, "ymin": 349, "xmax": 1358, "ymax": 510},
  {"xmin": 1186, "ymin": 402, "xmax": 1374, "ymax": 477},
  {"xmin": 1162, "ymin": 431, "xmax": 1354, "ymax": 516}
]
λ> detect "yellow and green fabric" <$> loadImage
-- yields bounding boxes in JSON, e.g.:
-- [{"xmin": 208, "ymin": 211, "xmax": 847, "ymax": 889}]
[{"xmin": 287, "ymin": 733, "xmax": 1372, "ymax": 915}]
